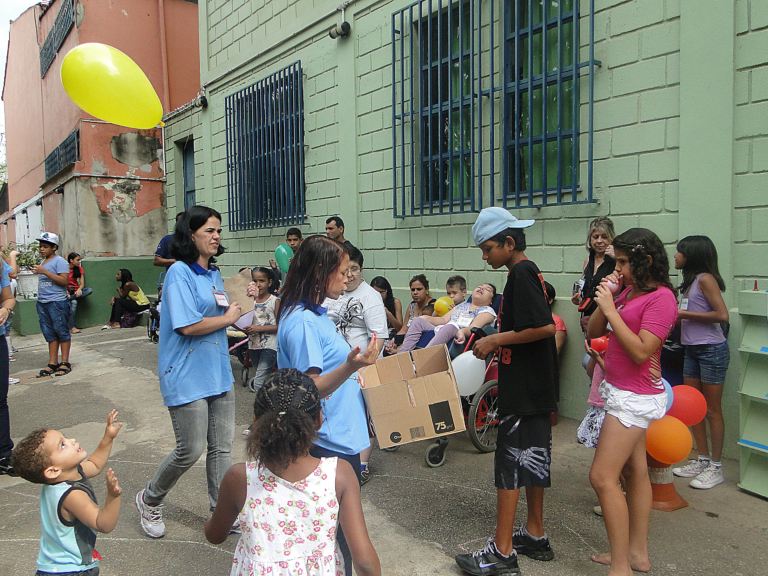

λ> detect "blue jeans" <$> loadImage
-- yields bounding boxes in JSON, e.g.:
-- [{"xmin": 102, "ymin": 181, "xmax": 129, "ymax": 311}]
[
  {"xmin": 68, "ymin": 287, "xmax": 93, "ymax": 330},
  {"xmin": 0, "ymin": 337, "xmax": 11, "ymax": 459},
  {"xmin": 248, "ymin": 348, "xmax": 277, "ymax": 392},
  {"xmin": 144, "ymin": 390, "xmax": 235, "ymax": 511},
  {"xmin": 37, "ymin": 300, "xmax": 71, "ymax": 343}
]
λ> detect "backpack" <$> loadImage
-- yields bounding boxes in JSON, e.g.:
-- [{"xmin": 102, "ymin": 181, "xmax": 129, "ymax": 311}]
[{"xmin": 120, "ymin": 312, "xmax": 137, "ymax": 328}]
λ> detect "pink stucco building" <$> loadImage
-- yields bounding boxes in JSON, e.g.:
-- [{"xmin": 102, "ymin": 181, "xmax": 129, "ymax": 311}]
[{"xmin": 1, "ymin": 0, "xmax": 200, "ymax": 256}]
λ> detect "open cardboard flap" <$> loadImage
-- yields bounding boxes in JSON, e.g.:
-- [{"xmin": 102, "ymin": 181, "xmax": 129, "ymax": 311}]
[{"xmin": 223, "ymin": 268, "xmax": 253, "ymax": 317}]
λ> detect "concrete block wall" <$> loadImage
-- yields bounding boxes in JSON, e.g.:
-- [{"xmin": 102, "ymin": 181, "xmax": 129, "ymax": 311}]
[
  {"xmin": 169, "ymin": 1, "xmax": 765, "ymax": 455},
  {"xmin": 733, "ymin": 0, "xmax": 768, "ymax": 286}
]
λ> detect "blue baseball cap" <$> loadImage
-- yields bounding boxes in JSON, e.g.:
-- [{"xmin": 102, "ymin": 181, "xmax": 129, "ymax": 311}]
[{"xmin": 472, "ymin": 207, "xmax": 534, "ymax": 246}]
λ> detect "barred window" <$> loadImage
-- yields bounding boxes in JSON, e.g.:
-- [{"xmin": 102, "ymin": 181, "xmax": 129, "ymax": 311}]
[
  {"xmin": 182, "ymin": 140, "xmax": 196, "ymax": 210},
  {"xmin": 44, "ymin": 129, "xmax": 79, "ymax": 182},
  {"xmin": 40, "ymin": 0, "xmax": 75, "ymax": 78},
  {"xmin": 225, "ymin": 62, "xmax": 306, "ymax": 231},
  {"xmin": 392, "ymin": 0, "xmax": 597, "ymax": 217},
  {"xmin": 505, "ymin": 0, "xmax": 581, "ymax": 206}
]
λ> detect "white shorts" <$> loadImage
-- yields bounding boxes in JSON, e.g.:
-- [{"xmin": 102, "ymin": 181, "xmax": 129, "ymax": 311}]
[{"xmin": 600, "ymin": 381, "xmax": 667, "ymax": 429}]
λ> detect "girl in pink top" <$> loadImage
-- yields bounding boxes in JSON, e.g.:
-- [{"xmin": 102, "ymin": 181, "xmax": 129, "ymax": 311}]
[{"xmin": 586, "ymin": 229, "xmax": 678, "ymax": 576}]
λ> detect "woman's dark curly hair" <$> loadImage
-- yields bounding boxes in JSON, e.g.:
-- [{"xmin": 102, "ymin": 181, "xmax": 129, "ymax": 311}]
[
  {"xmin": 247, "ymin": 369, "xmax": 322, "ymax": 472},
  {"xmin": 170, "ymin": 206, "xmax": 225, "ymax": 265},
  {"xmin": 278, "ymin": 235, "xmax": 348, "ymax": 319},
  {"xmin": 612, "ymin": 228, "xmax": 676, "ymax": 295}
]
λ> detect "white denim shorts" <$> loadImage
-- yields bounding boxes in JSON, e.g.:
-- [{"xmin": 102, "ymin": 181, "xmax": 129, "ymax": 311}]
[{"xmin": 600, "ymin": 381, "xmax": 667, "ymax": 429}]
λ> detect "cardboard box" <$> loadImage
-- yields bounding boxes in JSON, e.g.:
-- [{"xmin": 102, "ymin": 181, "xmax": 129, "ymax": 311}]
[{"xmin": 361, "ymin": 345, "xmax": 466, "ymax": 448}]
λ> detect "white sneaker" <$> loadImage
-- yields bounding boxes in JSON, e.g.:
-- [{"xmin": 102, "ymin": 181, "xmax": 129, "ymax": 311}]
[
  {"xmin": 8, "ymin": 377, "xmax": 20, "ymax": 384},
  {"xmin": 135, "ymin": 489, "xmax": 166, "ymax": 538},
  {"xmin": 690, "ymin": 464, "xmax": 724, "ymax": 490},
  {"xmin": 672, "ymin": 459, "xmax": 709, "ymax": 478}
]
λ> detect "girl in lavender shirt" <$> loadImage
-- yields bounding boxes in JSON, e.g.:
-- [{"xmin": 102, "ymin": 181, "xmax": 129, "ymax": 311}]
[{"xmin": 671, "ymin": 236, "xmax": 729, "ymax": 490}]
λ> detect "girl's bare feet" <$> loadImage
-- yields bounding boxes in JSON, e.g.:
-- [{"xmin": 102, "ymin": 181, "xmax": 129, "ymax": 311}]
[
  {"xmin": 71, "ymin": 328, "xmax": 81, "ymax": 334},
  {"xmin": 591, "ymin": 552, "xmax": 650, "ymax": 573}
]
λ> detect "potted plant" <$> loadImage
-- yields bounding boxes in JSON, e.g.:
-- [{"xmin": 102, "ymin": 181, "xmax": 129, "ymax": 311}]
[{"xmin": 3, "ymin": 242, "xmax": 43, "ymax": 298}]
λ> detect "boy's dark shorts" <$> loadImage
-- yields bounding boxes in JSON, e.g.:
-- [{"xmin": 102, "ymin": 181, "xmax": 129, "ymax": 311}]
[
  {"xmin": 495, "ymin": 413, "xmax": 552, "ymax": 490},
  {"xmin": 36, "ymin": 300, "xmax": 71, "ymax": 343}
]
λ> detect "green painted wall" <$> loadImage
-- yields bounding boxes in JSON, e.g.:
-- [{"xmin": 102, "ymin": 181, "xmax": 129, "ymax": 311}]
[{"xmin": 164, "ymin": 0, "xmax": 767, "ymax": 458}]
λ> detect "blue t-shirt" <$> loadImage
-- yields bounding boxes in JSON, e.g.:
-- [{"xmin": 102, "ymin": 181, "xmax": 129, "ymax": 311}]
[
  {"xmin": 155, "ymin": 234, "xmax": 175, "ymax": 269},
  {"xmin": 37, "ymin": 465, "xmax": 99, "ymax": 573},
  {"xmin": 157, "ymin": 261, "xmax": 234, "ymax": 407},
  {"xmin": 37, "ymin": 255, "xmax": 69, "ymax": 303},
  {"xmin": 1, "ymin": 262, "xmax": 11, "ymax": 336},
  {"xmin": 277, "ymin": 304, "xmax": 369, "ymax": 455}
]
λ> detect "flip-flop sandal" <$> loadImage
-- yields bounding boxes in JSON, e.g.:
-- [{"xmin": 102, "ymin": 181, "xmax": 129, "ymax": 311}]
[
  {"xmin": 38, "ymin": 364, "xmax": 59, "ymax": 378},
  {"xmin": 54, "ymin": 362, "xmax": 72, "ymax": 376}
]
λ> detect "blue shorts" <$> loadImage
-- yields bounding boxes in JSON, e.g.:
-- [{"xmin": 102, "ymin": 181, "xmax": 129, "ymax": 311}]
[
  {"xmin": 37, "ymin": 300, "xmax": 71, "ymax": 343},
  {"xmin": 683, "ymin": 341, "xmax": 729, "ymax": 384}
]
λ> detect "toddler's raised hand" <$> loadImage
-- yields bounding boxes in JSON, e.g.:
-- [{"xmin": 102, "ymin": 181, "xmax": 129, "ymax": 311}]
[
  {"xmin": 105, "ymin": 468, "xmax": 122, "ymax": 498},
  {"xmin": 105, "ymin": 409, "xmax": 123, "ymax": 439}
]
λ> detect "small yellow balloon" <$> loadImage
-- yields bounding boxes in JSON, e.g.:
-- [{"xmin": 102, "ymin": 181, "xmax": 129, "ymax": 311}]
[
  {"xmin": 434, "ymin": 296, "xmax": 455, "ymax": 317},
  {"xmin": 61, "ymin": 43, "xmax": 163, "ymax": 129}
]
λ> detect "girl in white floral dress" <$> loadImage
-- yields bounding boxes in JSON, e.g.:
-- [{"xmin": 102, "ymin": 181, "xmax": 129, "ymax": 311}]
[{"xmin": 205, "ymin": 369, "xmax": 381, "ymax": 576}]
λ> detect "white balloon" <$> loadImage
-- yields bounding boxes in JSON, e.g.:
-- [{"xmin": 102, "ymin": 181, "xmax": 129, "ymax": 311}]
[{"xmin": 452, "ymin": 351, "xmax": 487, "ymax": 396}]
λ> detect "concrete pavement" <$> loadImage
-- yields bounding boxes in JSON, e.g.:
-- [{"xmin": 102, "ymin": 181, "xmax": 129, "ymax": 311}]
[{"xmin": 1, "ymin": 326, "xmax": 766, "ymax": 575}]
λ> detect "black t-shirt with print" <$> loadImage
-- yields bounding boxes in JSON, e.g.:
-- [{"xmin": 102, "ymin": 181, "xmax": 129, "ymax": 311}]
[{"xmin": 496, "ymin": 259, "xmax": 559, "ymax": 416}]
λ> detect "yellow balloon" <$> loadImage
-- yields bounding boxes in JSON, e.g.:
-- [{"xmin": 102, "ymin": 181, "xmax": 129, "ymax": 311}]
[
  {"xmin": 434, "ymin": 296, "xmax": 455, "ymax": 317},
  {"xmin": 61, "ymin": 43, "xmax": 163, "ymax": 129}
]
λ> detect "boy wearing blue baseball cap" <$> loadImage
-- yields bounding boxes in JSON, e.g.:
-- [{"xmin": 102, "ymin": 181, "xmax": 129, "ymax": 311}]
[
  {"xmin": 455, "ymin": 208, "xmax": 559, "ymax": 576},
  {"xmin": 32, "ymin": 232, "xmax": 73, "ymax": 377}
]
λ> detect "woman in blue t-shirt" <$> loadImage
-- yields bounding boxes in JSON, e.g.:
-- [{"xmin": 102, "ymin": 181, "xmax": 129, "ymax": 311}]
[
  {"xmin": 135, "ymin": 206, "xmax": 241, "ymax": 540},
  {"xmin": 276, "ymin": 234, "xmax": 378, "ymax": 576}
]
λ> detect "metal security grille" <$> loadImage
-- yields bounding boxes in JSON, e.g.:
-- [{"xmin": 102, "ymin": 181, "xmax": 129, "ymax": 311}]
[
  {"xmin": 40, "ymin": 0, "xmax": 75, "ymax": 78},
  {"xmin": 44, "ymin": 129, "xmax": 79, "ymax": 182},
  {"xmin": 392, "ymin": 0, "xmax": 598, "ymax": 217},
  {"xmin": 225, "ymin": 62, "xmax": 306, "ymax": 231}
]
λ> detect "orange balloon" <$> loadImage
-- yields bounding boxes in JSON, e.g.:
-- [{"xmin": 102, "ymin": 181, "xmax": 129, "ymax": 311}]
[
  {"xmin": 590, "ymin": 335, "xmax": 608, "ymax": 353},
  {"xmin": 646, "ymin": 415, "xmax": 692, "ymax": 464},
  {"xmin": 666, "ymin": 385, "xmax": 707, "ymax": 426}
]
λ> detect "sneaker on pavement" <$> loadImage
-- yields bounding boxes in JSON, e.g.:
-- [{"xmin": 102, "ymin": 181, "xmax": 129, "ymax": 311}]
[
  {"xmin": 0, "ymin": 457, "xmax": 19, "ymax": 476},
  {"xmin": 672, "ymin": 459, "xmax": 709, "ymax": 478},
  {"xmin": 135, "ymin": 489, "xmax": 166, "ymax": 538},
  {"xmin": 230, "ymin": 520, "xmax": 242, "ymax": 534},
  {"xmin": 8, "ymin": 377, "xmax": 20, "ymax": 385},
  {"xmin": 9, "ymin": 356, "xmax": 15, "ymax": 362},
  {"xmin": 512, "ymin": 526, "xmax": 554, "ymax": 561},
  {"xmin": 689, "ymin": 464, "xmax": 724, "ymax": 490},
  {"xmin": 455, "ymin": 539, "xmax": 520, "ymax": 576}
]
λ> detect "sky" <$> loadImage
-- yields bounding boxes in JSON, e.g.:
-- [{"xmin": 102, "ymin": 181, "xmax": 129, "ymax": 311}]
[{"xmin": 0, "ymin": 1, "xmax": 39, "ymax": 161}]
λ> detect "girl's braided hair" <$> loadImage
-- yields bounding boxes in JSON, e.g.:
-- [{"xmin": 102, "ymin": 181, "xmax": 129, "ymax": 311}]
[
  {"xmin": 247, "ymin": 369, "xmax": 322, "ymax": 471},
  {"xmin": 612, "ymin": 228, "xmax": 676, "ymax": 295}
]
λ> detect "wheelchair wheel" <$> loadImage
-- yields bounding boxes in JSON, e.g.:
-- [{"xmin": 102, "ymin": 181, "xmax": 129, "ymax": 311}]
[
  {"xmin": 380, "ymin": 446, "xmax": 399, "ymax": 453},
  {"xmin": 467, "ymin": 379, "xmax": 499, "ymax": 453},
  {"xmin": 424, "ymin": 441, "xmax": 447, "ymax": 468},
  {"xmin": 241, "ymin": 366, "xmax": 251, "ymax": 387}
]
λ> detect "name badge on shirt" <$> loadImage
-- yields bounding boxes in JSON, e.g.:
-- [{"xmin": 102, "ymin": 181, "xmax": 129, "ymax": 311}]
[
  {"xmin": 680, "ymin": 297, "xmax": 689, "ymax": 311},
  {"xmin": 456, "ymin": 314, "xmax": 473, "ymax": 328},
  {"xmin": 213, "ymin": 291, "xmax": 229, "ymax": 307}
]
